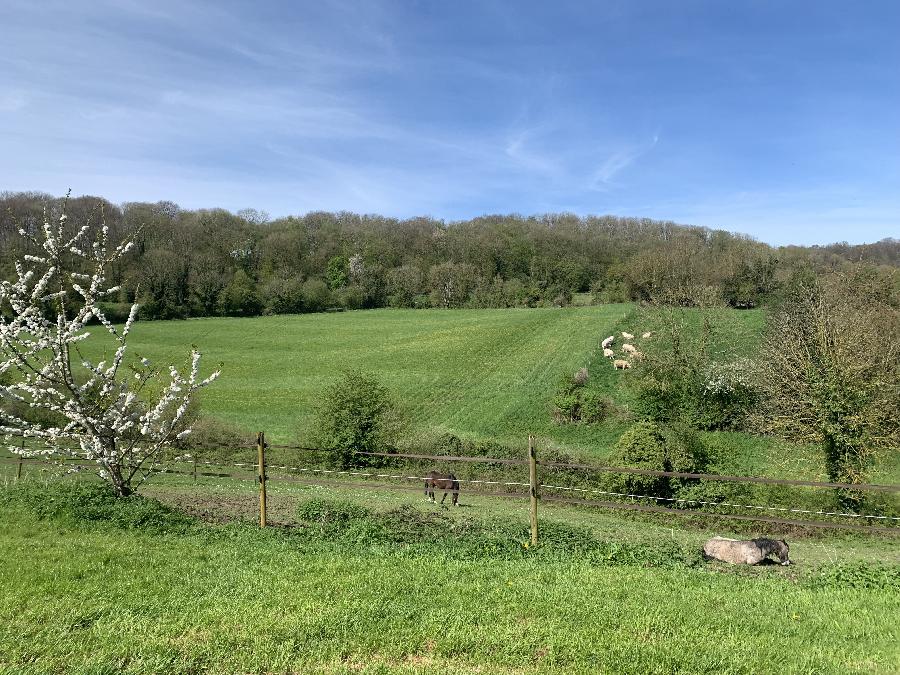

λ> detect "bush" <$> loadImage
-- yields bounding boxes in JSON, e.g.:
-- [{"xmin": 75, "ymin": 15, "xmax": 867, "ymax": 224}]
[
  {"xmin": 313, "ymin": 371, "xmax": 404, "ymax": 468},
  {"xmin": 605, "ymin": 421, "xmax": 708, "ymax": 500},
  {"xmin": 95, "ymin": 301, "xmax": 134, "ymax": 323},
  {"xmin": 1, "ymin": 481, "xmax": 195, "ymax": 534},
  {"xmin": 334, "ymin": 285, "xmax": 366, "ymax": 310},
  {"xmin": 551, "ymin": 371, "xmax": 612, "ymax": 425},
  {"xmin": 696, "ymin": 359, "xmax": 757, "ymax": 429},
  {"xmin": 172, "ymin": 415, "xmax": 252, "ymax": 462},
  {"xmin": 300, "ymin": 279, "xmax": 331, "ymax": 313},
  {"xmin": 260, "ymin": 275, "xmax": 304, "ymax": 314},
  {"xmin": 629, "ymin": 310, "xmax": 756, "ymax": 430}
]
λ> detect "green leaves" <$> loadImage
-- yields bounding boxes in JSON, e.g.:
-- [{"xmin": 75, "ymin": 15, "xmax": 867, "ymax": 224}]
[{"xmin": 313, "ymin": 371, "xmax": 403, "ymax": 468}]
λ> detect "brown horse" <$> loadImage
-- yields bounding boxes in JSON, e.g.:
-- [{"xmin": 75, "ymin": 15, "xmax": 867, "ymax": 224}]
[{"xmin": 424, "ymin": 471, "xmax": 460, "ymax": 506}]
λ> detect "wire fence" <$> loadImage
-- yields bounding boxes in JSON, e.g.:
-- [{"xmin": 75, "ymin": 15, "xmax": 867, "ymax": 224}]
[{"xmin": 3, "ymin": 436, "xmax": 899, "ymax": 537}]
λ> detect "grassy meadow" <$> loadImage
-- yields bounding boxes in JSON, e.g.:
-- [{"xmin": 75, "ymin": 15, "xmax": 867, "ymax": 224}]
[
  {"xmin": 1, "ymin": 471, "xmax": 898, "ymax": 674},
  {"xmin": 4, "ymin": 301, "xmax": 899, "ymax": 674},
  {"xmin": 77, "ymin": 304, "xmax": 900, "ymax": 487},
  {"xmin": 82, "ymin": 305, "xmax": 639, "ymax": 447}
]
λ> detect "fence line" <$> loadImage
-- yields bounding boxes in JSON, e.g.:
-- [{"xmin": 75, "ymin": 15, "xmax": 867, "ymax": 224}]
[
  {"xmin": 540, "ymin": 495, "xmax": 900, "ymax": 535},
  {"xmin": 8, "ymin": 445, "xmax": 897, "ymax": 492},
  {"xmin": 270, "ymin": 474, "xmax": 529, "ymax": 501},
  {"xmin": 539, "ymin": 483, "xmax": 900, "ymax": 521},
  {"xmin": 355, "ymin": 450, "xmax": 529, "ymax": 466},
  {"xmin": 537, "ymin": 461, "xmax": 900, "ymax": 493},
  {"xmin": 4, "ymin": 440, "xmax": 899, "ymax": 536}
]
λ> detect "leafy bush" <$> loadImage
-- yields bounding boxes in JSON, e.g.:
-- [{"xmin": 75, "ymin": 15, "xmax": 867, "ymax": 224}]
[
  {"xmin": 630, "ymin": 310, "xmax": 757, "ymax": 430},
  {"xmin": 605, "ymin": 421, "xmax": 709, "ymax": 500},
  {"xmin": 696, "ymin": 359, "xmax": 757, "ymax": 429},
  {"xmin": 172, "ymin": 415, "xmax": 252, "ymax": 462},
  {"xmin": 313, "ymin": 371, "xmax": 404, "ymax": 468},
  {"xmin": 551, "ymin": 371, "xmax": 612, "ymax": 425},
  {"xmin": 260, "ymin": 275, "xmax": 304, "ymax": 314},
  {"xmin": 300, "ymin": 279, "xmax": 332, "ymax": 313},
  {"xmin": 1, "ymin": 481, "xmax": 195, "ymax": 534},
  {"xmin": 670, "ymin": 479, "xmax": 752, "ymax": 510}
]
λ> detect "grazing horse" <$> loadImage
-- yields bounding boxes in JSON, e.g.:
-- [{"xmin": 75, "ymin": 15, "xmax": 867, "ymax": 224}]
[{"xmin": 424, "ymin": 471, "xmax": 460, "ymax": 506}]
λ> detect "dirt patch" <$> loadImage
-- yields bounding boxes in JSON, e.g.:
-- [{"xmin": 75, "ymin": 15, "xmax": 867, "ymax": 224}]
[{"xmin": 141, "ymin": 486, "xmax": 301, "ymax": 526}]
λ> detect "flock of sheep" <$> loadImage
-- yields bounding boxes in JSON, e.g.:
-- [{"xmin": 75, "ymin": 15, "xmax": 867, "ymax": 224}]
[{"xmin": 601, "ymin": 330, "xmax": 652, "ymax": 371}]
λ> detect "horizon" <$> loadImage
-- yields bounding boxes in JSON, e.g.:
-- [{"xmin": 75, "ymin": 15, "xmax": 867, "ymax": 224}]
[
  {"xmin": 2, "ymin": 1, "xmax": 898, "ymax": 246},
  {"xmin": 8, "ymin": 189, "xmax": 898, "ymax": 251}
]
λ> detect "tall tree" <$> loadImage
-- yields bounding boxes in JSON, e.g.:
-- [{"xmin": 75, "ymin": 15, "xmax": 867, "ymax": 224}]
[{"xmin": 753, "ymin": 267, "xmax": 900, "ymax": 503}]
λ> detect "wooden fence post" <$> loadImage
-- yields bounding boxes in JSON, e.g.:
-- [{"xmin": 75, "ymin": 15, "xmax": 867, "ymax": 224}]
[
  {"xmin": 16, "ymin": 437, "xmax": 24, "ymax": 480},
  {"xmin": 258, "ymin": 431, "xmax": 267, "ymax": 528},
  {"xmin": 528, "ymin": 435, "xmax": 539, "ymax": 547}
]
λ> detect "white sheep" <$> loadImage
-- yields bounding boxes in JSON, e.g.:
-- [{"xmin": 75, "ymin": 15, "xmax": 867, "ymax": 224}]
[
  {"xmin": 601, "ymin": 335, "xmax": 615, "ymax": 349},
  {"xmin": 603, "ymin": 348, "xmax": 615, "ymax": 359},
  {"xmin": 621, "ymin": 331, "xmax": 634, "ymax": 340},
  {"xmin": 631, "ymin": 350, "xmax": 644, "ymax": 360},
  {"xmin": 622, "ymin": 343, "xmax": 637, "ymax": 355},
  {"xmin": 642, "ymin": 331, "xmax": 652, "ymax": 339},
  {"xmin": 613, "ymin": 359, "xmax": 631, "ymax": 370}
]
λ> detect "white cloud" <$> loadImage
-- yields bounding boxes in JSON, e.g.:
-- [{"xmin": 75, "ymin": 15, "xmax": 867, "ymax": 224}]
[{"xmin": 589, "ymin": 133, "xmax": 660, "ymax": 190}]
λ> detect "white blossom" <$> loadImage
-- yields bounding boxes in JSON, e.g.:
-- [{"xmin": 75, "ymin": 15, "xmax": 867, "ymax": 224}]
[{"xmin": 0, "ymin": 194, "xmax": 220, "ymax": 496}]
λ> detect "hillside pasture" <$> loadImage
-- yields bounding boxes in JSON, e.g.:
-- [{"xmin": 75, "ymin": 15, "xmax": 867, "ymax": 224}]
[
  {"xmin": 82, "ymin": 305, "xmax": 636, "ymax": 447},
  {"xmin": 76, "ymin": 304, "xmax": 900, "ymax": 489}
]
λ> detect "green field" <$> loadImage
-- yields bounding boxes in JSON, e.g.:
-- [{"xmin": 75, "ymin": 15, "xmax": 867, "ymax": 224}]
[
  {"xmin": 6, "ymin": 299, "xmax": 900, "ymax": 673},
  {"xmin": 1, "ymin": 472, "xmax": 898, "ymax": 674},
  {"xmin": 84, "ymin": 305, "xmax": 637, "ymax": 447},
  {"xmin": 78, "ymin": 304, "xmax": 900, "ymax": 489}
]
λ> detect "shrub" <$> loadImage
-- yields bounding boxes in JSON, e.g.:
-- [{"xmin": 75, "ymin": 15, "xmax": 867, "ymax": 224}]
[
  {"xmin": 217, "ymin": 269, "xmax": 262, "ymax": 316},
  {"xmin": 300, "ymin": 279, "xmax": 331, "ymax": 313},
  {"xmin": 605, "ymin": 421, "xmax": 708, "ymax": 500},
  {"xmin": 580, "ymin": 390, "xmax": 612, "ymax": 424},
  {"xmin": 1, "ymin": 481, "xmax": 195, "ymax": 534},
  {"xmin": 629, "ymin": 309, "xmax": 756, "ymax": 430},
  {"xmin": 334, "ymin": 285, "xmax": 366, "ymax": 310},
  {"xmin": 313, "ymin": 371, "xmax": 404, "ymax": 468},
  {"xmin": 551, "ymin": 371, "xmax": 612, "ymax": 425},
  {"xmin": 260, "ymin": 275, "xmax": 304, "ymax": 314},
  {"xmin": 172, "ymin": 415, "xmax": 252, "ymax": 462},
  {"xmin": 696, "ymin": 359, "xmax": 757, "ymax": 429}
]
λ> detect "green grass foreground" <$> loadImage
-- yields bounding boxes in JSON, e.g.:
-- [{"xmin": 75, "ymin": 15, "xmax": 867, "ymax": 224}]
[{"xmin": 1, "ymin": 479, "xmax": 898, "ymax": 674}]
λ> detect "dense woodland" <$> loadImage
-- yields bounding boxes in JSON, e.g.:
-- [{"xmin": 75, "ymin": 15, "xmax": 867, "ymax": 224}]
[{"xmin": 2, "ymin": 191, "xmax": 898, "ymax": 320}]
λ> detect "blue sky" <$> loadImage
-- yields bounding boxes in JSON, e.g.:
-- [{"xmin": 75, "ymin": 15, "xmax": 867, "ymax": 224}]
[{"xmin": 2, "ymin": 1, "xmax": 898, "ymax": 245}]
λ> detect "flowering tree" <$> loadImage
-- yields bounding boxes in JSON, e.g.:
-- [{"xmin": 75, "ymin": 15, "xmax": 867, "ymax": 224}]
[{"xmin": 0, "ymin": 196, "xmax": 219, "ymax": 496}]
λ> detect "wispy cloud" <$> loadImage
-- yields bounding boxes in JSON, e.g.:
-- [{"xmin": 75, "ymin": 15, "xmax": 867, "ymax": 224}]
[
  {"xmin": 590, "ymin": 133, "xmax": 660, "ymax": 190},
  {"xmin": 0, "ymin": 90, "xmax": 27, "ymax": 112},
  {"xmin": 1, "ymin": 1, "xmax": 898, "ymax": 244}
]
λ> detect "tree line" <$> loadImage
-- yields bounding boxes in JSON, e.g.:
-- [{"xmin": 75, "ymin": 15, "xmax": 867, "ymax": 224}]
[{"xmin": 2, "ymin": 191, "xmax": 898, "ymax": 320}]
